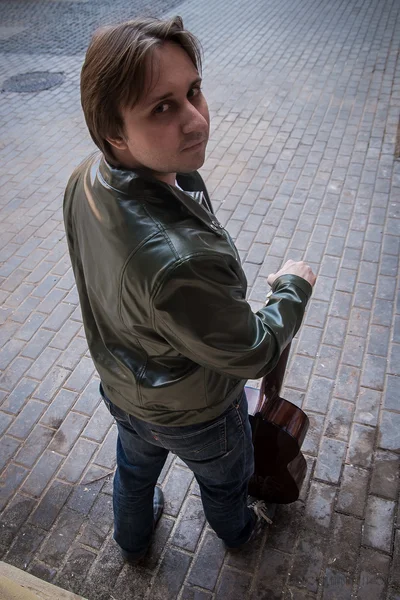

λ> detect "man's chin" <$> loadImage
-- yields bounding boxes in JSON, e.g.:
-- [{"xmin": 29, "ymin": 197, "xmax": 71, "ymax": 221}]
[{"xmin": 179, "ymin": 153, "xmax": 206, "ymax": 173}]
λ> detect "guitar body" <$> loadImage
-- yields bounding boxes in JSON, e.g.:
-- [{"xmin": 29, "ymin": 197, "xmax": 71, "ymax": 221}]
[{"xmin": 245, "ymin": 344, "xmax": 309, "ymax": 504}]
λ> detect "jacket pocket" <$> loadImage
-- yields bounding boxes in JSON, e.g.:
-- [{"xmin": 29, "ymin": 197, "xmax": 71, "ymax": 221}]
[{"xmin": 150, "ymin": 417, "xmax": 227, "ymax": 461}]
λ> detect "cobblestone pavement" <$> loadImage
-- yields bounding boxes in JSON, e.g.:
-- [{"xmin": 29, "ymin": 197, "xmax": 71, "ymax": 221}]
[
  {"xmin": 0, "ymin": 0, "xmax": 182, "ymax": 55},
  {"xmin": 0, "ymin": 0, "xmax": 399, "ymax": 598}
]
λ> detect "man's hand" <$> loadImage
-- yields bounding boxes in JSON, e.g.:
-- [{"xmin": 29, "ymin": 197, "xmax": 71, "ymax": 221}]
[{"xmin": 267, "ymin": 260, "xmax": 317, "ymax": 288}]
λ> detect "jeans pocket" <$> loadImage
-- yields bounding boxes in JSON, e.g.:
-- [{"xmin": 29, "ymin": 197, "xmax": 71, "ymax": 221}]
[{"xmin": 150, "ymin": 417, "xmax": 227, "ymax": 462}]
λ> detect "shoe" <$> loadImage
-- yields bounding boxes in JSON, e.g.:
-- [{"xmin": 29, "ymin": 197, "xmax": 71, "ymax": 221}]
[
  {"xmin": 226, "ymin": 497, "xmax": 275, "ymax": 551},
  {"xmin": 120, "ymin": 486, "xmax": 164, "ymax": 564}
]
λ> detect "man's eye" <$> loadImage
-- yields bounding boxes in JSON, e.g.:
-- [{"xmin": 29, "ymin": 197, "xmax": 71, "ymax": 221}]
[
  {"xmin": 188, "ymin": 86, "xmax": 202, "ymax": 98},
  {"xmin": 154, "ymin": 103, "xmax": 169, "ymax": 115}
]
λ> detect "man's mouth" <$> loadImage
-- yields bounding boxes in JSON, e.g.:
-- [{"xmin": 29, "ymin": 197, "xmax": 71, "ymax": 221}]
[{"xmin": 182, "ymin": 139, "xmax": 206, "ymax": 151}]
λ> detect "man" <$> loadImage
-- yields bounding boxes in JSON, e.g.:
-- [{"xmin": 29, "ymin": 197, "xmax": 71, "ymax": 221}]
[{"xmin": 64, "ymin": 16, "xmax": 316, "ymax": 563}]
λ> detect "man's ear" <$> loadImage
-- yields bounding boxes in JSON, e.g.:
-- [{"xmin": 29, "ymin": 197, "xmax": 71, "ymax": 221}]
[{"xmin": 106, "ymin": 135, "xmax": 129, "ymax": 151}]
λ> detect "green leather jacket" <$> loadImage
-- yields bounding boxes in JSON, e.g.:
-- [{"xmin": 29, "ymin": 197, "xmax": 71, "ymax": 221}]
[{"xmin": 63, "ymin": 153, "xmax": 312, "ymax": 426}]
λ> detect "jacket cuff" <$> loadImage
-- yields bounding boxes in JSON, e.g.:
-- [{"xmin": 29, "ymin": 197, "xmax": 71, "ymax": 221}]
[{"xmin": 271, "ymin": 274, "xmax": 313, "ymax": 300}]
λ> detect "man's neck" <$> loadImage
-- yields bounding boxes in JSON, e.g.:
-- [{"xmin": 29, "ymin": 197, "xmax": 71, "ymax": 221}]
[{"xmin": 153, "ymin": 172, "xmax": 176, "ymax": 186}]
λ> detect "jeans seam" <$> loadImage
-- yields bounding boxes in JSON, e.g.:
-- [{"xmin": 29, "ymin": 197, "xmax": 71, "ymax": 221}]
[
  {"xmin": 149, "ymin": 416, "xmax": 227, "ymax": 441},
  {"xmin": 235, "ymin": 393, "xmax": 254, "ymax": 491},
  {"xmin": 149, "ymin": 417, "xmax": 227, "ymax": 457},
  {"xmin": 234, "ymin": 395, "xmax": 245, "ymax": 434}
]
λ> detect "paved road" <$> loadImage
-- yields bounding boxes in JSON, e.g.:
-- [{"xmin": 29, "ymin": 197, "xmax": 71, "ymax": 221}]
[{"xmin": 0, "ymin": 0, "xmax": 399, "ymax": 599}]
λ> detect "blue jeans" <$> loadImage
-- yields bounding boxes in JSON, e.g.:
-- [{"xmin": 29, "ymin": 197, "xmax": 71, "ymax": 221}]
[{"xmin": 100, "ymin": 386, "xmax": 256, "ymax": 556}]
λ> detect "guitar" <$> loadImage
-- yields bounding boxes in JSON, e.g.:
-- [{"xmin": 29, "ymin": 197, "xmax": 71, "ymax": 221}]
[{"xmin": 245, "ymin": 343, "xmax": 309, "ymax": 504}]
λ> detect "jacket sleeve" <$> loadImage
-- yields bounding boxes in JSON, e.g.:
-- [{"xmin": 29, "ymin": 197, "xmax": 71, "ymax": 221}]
[{"xmin": 152, "ymin": 254, "xmax": 312, "ymax": 379}]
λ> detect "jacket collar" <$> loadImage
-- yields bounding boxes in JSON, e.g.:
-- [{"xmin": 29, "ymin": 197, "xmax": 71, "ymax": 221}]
[
  {"xmin": 96, "ymin": 155, "xmax": 223, "ymax": 236},
  {"xmin": 97, "ymin": 155, "xmax": 150, "ymax": 194}
]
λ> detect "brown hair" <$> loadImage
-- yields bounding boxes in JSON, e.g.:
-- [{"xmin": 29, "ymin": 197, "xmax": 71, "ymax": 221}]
[{"xmin": 81, "ymin": 16, "xmax": 203, "ymax": 163}]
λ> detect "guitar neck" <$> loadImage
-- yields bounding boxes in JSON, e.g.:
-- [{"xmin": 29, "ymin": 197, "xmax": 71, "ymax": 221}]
[{"xmin": 256, "ymin": 342, "xmax": 291, "ymax": 412}]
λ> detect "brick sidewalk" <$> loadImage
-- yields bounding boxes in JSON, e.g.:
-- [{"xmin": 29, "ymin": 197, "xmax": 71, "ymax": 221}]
[{"xmin": 0, "ymin": 0, "xmax": 399, "ymax": 598}]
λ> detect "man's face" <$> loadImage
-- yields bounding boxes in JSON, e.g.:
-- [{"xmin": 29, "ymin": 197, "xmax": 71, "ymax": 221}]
[{"xmin": 108, "ymin": 41, "xmax": 210, "ymax": 184}]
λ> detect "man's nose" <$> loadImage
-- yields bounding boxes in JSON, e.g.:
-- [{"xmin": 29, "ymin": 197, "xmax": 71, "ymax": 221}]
[{"xmin": 181, "ymin": 101, "xmax": 207, "ymax": 135}]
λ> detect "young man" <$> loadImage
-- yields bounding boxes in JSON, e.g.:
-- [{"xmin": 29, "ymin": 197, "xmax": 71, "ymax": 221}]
[{"xmin": 64, "ymin": 16, "xmax": 316, "ymax": 563}]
